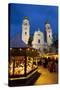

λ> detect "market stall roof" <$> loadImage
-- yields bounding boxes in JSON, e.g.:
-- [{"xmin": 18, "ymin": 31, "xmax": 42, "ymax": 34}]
[{"xmin": 10, "ymin": 34, "xmax": 28, "ymax": 48}]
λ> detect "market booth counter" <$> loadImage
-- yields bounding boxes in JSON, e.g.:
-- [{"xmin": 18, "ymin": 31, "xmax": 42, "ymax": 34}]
[{"xmin": 9, "ymin": 47, "xmax": 40, "ymax": 86}]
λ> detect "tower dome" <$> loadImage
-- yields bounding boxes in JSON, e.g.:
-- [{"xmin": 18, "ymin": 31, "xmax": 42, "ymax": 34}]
[{"xmin": 24, "ymin": 16, "xmax": 28, "ymax": 20}]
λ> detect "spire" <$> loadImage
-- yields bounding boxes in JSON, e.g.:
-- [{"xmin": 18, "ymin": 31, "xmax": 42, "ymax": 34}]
[
  {"xmin": 45, "ymin": 20, "xmax": 49, "ymax": 25},
  {"xmin": 24, "ymin": 16, "xmax": 28, "ymax": 20}
]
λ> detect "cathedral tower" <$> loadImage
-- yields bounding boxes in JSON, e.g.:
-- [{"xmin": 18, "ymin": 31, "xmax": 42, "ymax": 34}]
[
  {"xmin": 45, "ymin": 21, "xmax": 53, "ymax": 46},
  {"xmin": 22, "ymin": 17, "xmax": 30, "ymax": 44}
]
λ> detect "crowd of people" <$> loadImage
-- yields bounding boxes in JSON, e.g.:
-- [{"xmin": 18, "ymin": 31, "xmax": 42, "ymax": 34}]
[{"xmin": 38, "ymin": 56, "xmax": 58, "ymax": 73}]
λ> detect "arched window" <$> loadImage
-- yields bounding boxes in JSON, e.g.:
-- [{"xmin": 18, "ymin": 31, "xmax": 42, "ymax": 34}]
[
  {"xmin": 25, "ymin": 32, "xmax": 27, "ymax": 35},
  {"xmin": 24, "ymin": 22, "xmax": 27, "ymax": 25},
  {"xmin": 48, "ymin": 26, "xmax": 50, "ymax": 29},
  {"xmin": 38, "ymin": 34, "xmax": 40, "ymax": 36},
  {"xmin": 49, "ymin": 35, "xmax": 50, "ymax": 37},
  {"xmin": 38, "ymin": 39, "xmax": 40, "ymax": 43}
]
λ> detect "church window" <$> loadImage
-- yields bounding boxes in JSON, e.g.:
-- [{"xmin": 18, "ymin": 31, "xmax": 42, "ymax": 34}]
[
  {"xmin": 48, "ymin": 27, "xmax": 50, "ymax": 29},
  {"xmin": 25, "ymin": 32, "xmax": 27, "ymax": 35},
  {"xmin": 49, "ymin": 35, "xmax": 50, "ymax": 37},
  {"xmin": 24, "ymin": 23, "xmax": 27, "ymax": 25},
  {"xmin": 38, "ymin": 39, "xmax": 40, "ymax": 43},
  {"xmin": 38, "ymin": 34, "xmax": 40, "ymax": 36}
]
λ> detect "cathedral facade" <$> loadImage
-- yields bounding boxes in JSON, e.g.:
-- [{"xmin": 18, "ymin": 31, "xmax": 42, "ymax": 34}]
[
  {"xmin": 22, "ymin": 17, "xmax": 53, "ymax": 51},
  {"xmin": 32, "ymin": 29, "xmax": 44, "ymax": 50}
]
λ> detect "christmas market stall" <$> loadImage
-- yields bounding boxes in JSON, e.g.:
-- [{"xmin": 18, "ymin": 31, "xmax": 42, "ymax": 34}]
[{"xmin": 9, "ymin": 35, "xmax": 39, "ymax": 86}]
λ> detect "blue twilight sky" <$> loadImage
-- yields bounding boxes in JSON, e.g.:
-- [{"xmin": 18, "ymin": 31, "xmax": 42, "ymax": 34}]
[{"xmin": 9, "ymin": 3, "xmax": 58, "ymax": 39}]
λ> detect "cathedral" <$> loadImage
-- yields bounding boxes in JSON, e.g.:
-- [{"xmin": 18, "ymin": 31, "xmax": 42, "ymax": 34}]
[{"xmin": 22, "ymin": 17, "xmax": 53, "ymax": 52}]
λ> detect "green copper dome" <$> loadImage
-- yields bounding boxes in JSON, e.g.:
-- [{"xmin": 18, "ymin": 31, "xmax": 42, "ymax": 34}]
[
  {"xmin": 45, "ymin": 20, "xmax": 50, "ymax": 24},
  {"xmin": 24, "ymin": 16, "xmax": 28, "ymax": 19}
]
